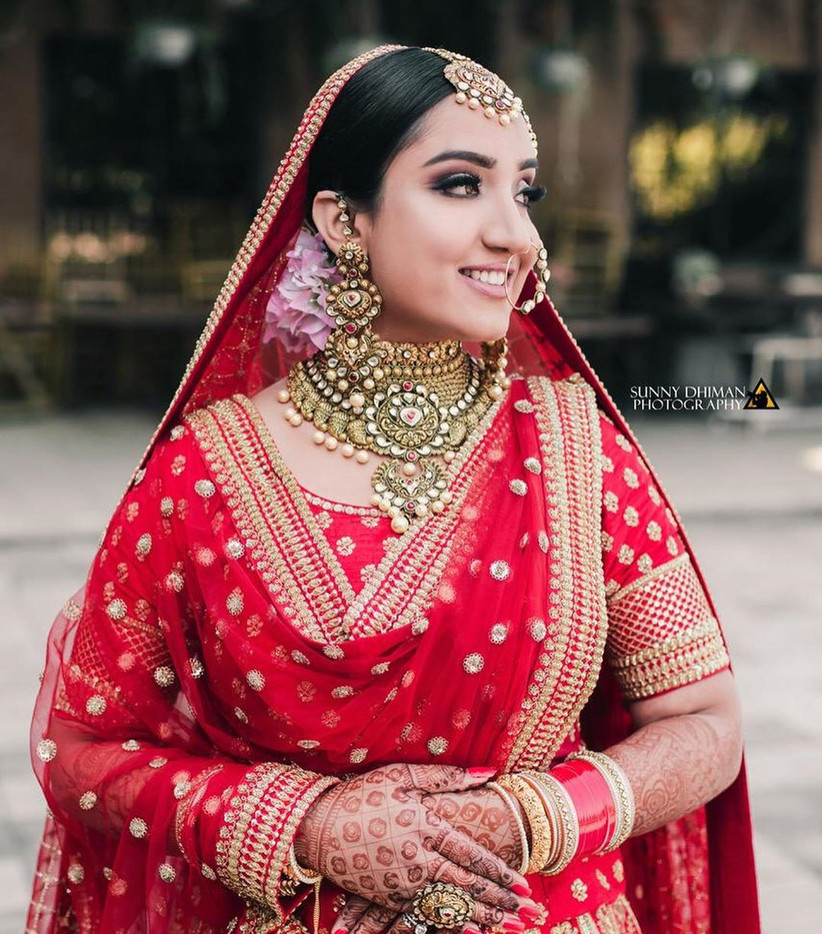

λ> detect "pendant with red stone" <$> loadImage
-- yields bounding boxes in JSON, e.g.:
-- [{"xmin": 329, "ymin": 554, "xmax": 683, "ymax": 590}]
[{"xmin": 371, "ymin": 456, "xmax": 453, "ymax": 533}]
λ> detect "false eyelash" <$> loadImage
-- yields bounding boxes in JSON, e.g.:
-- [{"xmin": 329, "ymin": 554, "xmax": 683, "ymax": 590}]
[
  {"xmin": 520, "ymin": 184, "xmax": 547, "ymax": 205},
  {"xmin": 432, "ymin": 172, "xmax": 483, "ymax": 194}
]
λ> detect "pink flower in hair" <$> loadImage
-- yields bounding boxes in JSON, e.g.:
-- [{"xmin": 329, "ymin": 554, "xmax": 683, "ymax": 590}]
[{"xmin": 262, "ymin": 225, "xmax": 342, "ymax": 354}]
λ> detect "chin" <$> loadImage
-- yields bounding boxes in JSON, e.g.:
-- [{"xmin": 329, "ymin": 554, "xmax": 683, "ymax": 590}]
[{"xmin": 459, "ymin": 313, "xmax": 511, "ymax": 344}]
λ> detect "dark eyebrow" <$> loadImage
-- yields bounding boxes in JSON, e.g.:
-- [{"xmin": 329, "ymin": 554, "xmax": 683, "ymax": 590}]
[{"xmin": 423, "ymin": 150, "xmax": 538, "ymax": 171}]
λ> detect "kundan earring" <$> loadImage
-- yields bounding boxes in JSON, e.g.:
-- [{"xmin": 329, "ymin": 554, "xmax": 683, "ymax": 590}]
[
  {"xmin": 504, "ymin": 241, "xmax": 551, "ymax": 315},
  {"xmin": 324, "ymin": 229, "xmax": 383, "ymax": 335}
]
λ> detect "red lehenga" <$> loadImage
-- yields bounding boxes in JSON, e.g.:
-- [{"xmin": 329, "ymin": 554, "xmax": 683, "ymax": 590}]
[{"xmin": 27, "ymin": 44, "xmax": 761, "ymax": 934}]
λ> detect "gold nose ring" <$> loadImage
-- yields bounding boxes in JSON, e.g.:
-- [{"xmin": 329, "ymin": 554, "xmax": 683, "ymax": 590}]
[{"xmin": 504, "ymin": 240, "xmax": 550, "ymax": 314}]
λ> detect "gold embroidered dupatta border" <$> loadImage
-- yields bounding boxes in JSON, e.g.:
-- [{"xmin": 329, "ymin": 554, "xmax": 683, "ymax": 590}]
[
  {"xmin": 184, "ymin": 389, "xmax": 507, "ymax": 644},
  {"xmin": 505, "ymin": 375, "xmax": 608, "ymax": 772}
]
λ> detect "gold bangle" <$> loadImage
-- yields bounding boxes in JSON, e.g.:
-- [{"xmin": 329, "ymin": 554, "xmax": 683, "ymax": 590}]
[
  {"xmin": 566, "ymin": 750, "xmax": 636, "ymax": 852},
  {"xmin": 486, "ymin": 781, "xmax": 531, "ymax": 875},
  {"xmin": 522, "ymin": 771, "xmax": 578, "ymax": 875},
  {"xmin": 287, "ymin": 842, "xmax": 323, "ymax": 884},
  {"xmin": 496, "ymin": 774, "xmax": 553, "ymax": 874},
  {"xmin": 515, "ymin": 772, "xmax": 561, "ymax": 870}
]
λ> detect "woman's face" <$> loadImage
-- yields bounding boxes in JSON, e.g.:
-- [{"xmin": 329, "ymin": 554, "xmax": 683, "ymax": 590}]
[{"xmin": 315, "ymin": 95, "xmax": 542, "ymax": 344}]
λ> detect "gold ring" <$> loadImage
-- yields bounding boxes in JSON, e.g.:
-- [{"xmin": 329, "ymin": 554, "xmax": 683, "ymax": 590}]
[{"xmin": 409, "ymin": 882, "xmax": 475, "ymax": 929}]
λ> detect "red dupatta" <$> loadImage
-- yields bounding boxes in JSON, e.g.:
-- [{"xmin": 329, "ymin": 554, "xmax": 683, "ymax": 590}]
[{"xmin": 28, "ymin": 44, "xmax": 760, "ymax": 934}]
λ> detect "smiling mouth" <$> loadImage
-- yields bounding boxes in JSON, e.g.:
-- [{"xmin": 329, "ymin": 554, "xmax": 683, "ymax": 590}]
[{"xmin": 459, "ymin": 268, "xmax": 512, "ymax": 287}]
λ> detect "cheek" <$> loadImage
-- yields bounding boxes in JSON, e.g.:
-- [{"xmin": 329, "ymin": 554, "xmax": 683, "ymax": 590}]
[{"xmin": 392, "ymin": 193, "xmax": 473, "ymax": 269}]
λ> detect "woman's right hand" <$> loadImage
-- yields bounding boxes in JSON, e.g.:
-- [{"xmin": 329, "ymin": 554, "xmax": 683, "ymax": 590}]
[{"xmin": 293, "ymin": 763, "xmax": 534, "ymax": 929}]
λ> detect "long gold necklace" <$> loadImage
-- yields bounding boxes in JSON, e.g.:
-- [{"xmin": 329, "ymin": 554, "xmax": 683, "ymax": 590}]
[{"xmin": 279, "ymin": 329, "xmax": 510, "ymax": 533}]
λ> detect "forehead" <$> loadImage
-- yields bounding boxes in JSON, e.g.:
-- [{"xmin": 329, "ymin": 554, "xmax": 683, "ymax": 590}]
[{"xmin": 398, "ymin": 96, "xmax": 537, "ymax": 170}]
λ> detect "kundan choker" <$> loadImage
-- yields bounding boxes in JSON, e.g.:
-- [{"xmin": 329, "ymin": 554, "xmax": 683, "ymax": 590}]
[{"xmin": 280, "ymin": 330, "xmax": 510, "ymax": 534}]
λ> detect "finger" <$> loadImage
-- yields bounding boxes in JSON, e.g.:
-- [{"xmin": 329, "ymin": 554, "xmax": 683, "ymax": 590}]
[
  {"xmin": 403, "ymin": 764, "xmax": 496, "ymax": 795},
  {"xmin": 473, "ymin": 902, "xmax": 524, "ymax": 932},
  {"xmin": 348, "ymin": 902, "xmax": 400, "ymax": 934},
  {"xmin": 382, "ymin": 914, "xmax": 418, "ymax": 934},
  {"xmin": 332, "ymin": 895, "xmax": 372, "ymax": 934},
  {"xmin": 382, "ymin": 910, "xmax": 478, "ymax": 934},
  {"xmin": 423, "ymin": 810, "xmax": 531, "ymax": 895},
  {"xmin": 430, "ymin": 856, "xmax": 524, "ymax": 915}
]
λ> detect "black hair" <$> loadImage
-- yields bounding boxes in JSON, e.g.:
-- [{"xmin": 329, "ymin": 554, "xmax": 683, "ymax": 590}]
[{"xmin": 305, "ymin": 48, "xmax": 453, "ymax": 224}]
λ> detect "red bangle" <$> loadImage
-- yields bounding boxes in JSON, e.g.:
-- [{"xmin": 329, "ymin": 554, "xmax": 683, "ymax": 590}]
[{"xmin": 549, "ymin": 759, "xmax": 616, "ymax": 856}]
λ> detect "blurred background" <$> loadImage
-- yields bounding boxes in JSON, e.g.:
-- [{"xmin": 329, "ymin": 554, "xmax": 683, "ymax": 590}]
[{"xmin": 1, "ymin": 1, "xmax": 821, "ymax": 932}]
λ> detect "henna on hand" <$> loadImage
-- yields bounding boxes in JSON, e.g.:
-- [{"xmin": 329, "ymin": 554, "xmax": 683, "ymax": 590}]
[
  {"xmin": 421, "ymin": 785, "xmax": 525, "ymax": 872},
  {"xmin": 604, "ymin": 709, "xmax": 743, "ymax": 837},
  {"xmin": 293, "ymin": 764, "xmax": 535, "ymax": 934}
]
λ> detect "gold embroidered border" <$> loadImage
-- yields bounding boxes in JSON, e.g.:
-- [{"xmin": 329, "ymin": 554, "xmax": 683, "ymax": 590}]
[
  {"xmin": 215, "ymin": 763, "xmax": 337, "ymax": 923},
  {"xmin": 604, "ymin": 548, "xmax": 730, "ymax": 699},
  {"xmin": 546, "ymin": 894, "xmax": 641, "ymax": 934},
  {"xmin": 505, "ymin": 376, "xmax": 608, "ymax": 770},
  {"xmin": 186, "ymin": 401, "xmax": 350, "ymax": 643},
  {"xmin": 606, "ymin": 552, "xmax": 689, "ymax": 606},
  {"xmin": 187, "ymin": 389, "xmax": 507, "ymax": 643},
  {"xmin": 609, "ymin": 618, "xmax": 730, "ymax": 700}
]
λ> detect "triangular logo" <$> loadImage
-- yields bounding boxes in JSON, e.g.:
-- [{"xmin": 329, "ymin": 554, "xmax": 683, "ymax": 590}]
[{"xmin": 743, "ymin": 378, "xmax": 779, "ymax": 410}]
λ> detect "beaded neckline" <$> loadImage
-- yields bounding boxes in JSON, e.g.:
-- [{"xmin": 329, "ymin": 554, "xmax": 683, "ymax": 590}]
[{"xmin": 296, "ymin": 482, "xmax": 387, "ymax": 518}]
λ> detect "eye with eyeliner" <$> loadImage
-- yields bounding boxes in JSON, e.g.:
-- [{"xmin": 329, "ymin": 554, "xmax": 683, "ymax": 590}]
[{"xmin": 432, "ymin": 172, "xmax": 547, "ymax": 207}]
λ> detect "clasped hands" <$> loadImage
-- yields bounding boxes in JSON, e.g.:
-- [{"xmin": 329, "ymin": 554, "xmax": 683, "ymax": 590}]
[{"xmin": 293, "ymin": 763, "xmax": 543, "ymax": 934}]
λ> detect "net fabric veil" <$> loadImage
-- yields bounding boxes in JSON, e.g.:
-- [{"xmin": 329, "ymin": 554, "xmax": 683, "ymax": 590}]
[{"xmin": 28, "ymin": 44, "xmax": 760, "ymax": 934}]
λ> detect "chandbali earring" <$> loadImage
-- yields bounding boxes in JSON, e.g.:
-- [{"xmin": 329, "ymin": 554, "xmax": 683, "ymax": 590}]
[
  {"xmin": 504, "ymin": 240, "xmax": 551, "ymax": 315},
  {"xmin": 323, "ymin": 196, "xmax": 384, "ymax": 335}
]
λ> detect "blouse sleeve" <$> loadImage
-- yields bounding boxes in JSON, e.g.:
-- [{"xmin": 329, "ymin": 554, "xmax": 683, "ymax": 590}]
[
  {"xmin": 33, "ymin": 424, "xmax": 335, "ymax": 930},
  {"xmin": 598, "ymin": 411, "xmax": 731, "ymax": 701}
]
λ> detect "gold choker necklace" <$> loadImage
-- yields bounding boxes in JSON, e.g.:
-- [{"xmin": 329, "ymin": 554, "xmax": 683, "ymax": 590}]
[{"xmin": 279, "ymin": 331, "xmax": 511, "ymax": 533}]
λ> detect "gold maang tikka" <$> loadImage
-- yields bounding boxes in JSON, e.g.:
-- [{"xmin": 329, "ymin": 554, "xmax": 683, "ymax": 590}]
[
  {"xmin": 423, "ymin": 47, "xmax": 539, "ymax": 155},
  {"xmin": 280, "ymin": 196, "xmax": 511, "ymax": 534}
]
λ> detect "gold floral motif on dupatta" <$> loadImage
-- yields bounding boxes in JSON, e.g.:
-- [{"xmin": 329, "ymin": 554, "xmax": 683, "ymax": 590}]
[
  {"xmin": 504, "ymin": 375, "xmax": 609, "ymax": 772},
  {"xmin": 543, "ymin": 893, "xmax": 642, "ymax": 933},
  {"xmin": 184, "ymin": 389, "xmax": 508, "ymax": 644}
]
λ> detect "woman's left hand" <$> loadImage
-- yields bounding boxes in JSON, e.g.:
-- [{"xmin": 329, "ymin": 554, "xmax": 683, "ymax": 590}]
[
  {"xmin": 421, "ymin": 783, "xmax": 525, "ymax": 871},
  {"xmin": 330, "ymin": 785, "xmax": 533, "ymax": 934}
]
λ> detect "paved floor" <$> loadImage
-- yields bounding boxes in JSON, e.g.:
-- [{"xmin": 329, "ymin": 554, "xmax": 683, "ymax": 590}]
[{"xmin": 1, "ymin": 406, "xmax": 820, "ymax": 933}]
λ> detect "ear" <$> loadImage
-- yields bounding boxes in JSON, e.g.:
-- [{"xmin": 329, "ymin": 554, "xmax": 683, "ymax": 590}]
[{"xmin": 311, "ymin": 190, "xmax": 374, "ymax": 256}]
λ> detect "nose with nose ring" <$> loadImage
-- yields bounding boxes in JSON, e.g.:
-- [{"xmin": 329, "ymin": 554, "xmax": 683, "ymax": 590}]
[{"xmin": 503, "ymin": 239, "xmax": 551, "ymax": 315}]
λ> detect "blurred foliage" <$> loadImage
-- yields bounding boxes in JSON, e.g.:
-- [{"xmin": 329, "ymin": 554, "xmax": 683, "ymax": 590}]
[{"xmin": 630, "ymin": 112, "xmax": 789, "ymax": 221}]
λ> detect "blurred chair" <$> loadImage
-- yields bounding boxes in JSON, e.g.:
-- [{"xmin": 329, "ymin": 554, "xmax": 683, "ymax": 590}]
[
  {"xmin": 170, "ymin": 200, "xmax": 246, "ymax": 305},
  {"xmin": 749, "ymin": 335, "xmax": 822, "ymax": 407},
  {"xmin": 549, "ymin": 208, "xmax": 624, "ymax": 317},
  {"xmin": 0, "ymin": 301, "xmax": 52, "ymax": 412},
  {"xmin": 0, "ymin": 247, "xmax": 53, "ymax": 412}
]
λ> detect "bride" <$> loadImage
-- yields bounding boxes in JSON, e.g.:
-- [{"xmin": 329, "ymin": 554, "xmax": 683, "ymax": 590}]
[{"xmin": 27, "ymin": 46, "xmax": 760, "ymax": 934}]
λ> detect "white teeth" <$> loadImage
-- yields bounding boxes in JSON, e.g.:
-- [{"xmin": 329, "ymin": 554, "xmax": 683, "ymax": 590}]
[{"xmin": 462, "ymin": 269, "xmax": 506, "ymax": 286}]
